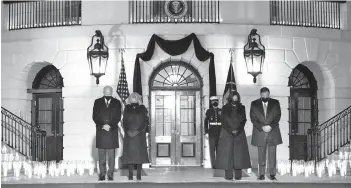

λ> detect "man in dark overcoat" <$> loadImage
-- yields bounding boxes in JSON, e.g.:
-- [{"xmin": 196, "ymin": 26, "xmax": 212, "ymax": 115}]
[
  {"xmin": 204, "ymin": 96, "xmax": 222, "ymax": 169},
  {"xmin": 250, "ymin": 87, "xmax": 282, "ymax": 181},
  {"xmin": 93, "ymin": 86, "xmax": 121, "ymax": 181},
  {"xmin": 216, "ymin": 92, "xmax": 251, "ymax": 180}
]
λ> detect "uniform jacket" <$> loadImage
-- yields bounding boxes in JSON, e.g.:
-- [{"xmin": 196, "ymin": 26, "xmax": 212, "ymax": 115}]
[
  {"xmin": 216, "ymin": 103, "xmax": 251, "ymax": 170},
  {"xmin": 250, "ymin": 98, "xmax": 282, "ymax": 146},
  {"xmin": 93, "ymin": 97, "xmax": 122, "ymax": 149},
  {"xmin": 122, "ymin": 104, "xmax": 150, "ymax": 164},
  {"xmin": 204, "ymin": 108, "xmax": 222, "ymax": 138}
]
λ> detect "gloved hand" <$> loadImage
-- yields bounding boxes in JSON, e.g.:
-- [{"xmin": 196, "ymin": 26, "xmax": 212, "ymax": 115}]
[{"xmin": 232, "ymin": 130, "xmax": 239, "ymax": 135}]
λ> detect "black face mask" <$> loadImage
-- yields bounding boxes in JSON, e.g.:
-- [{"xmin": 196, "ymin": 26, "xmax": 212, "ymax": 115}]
[
  {"xmin": 212, "ymin": 102, "xmax": 218, "ymax": 107},
  {"xmin": 232, "ymin": 101, "xmax": 239, "ymax": 105},
  {"xmin": 104, "ymin": 96, "xmax": 112, "ymax": 101},
  {"xmin": 262, "ymin": 98, "xmax": 269, "ymax": 102}
]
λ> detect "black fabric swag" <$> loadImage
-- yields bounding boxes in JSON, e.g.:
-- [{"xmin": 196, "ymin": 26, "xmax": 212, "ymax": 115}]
[{"xmin": 133, "ymin": 33, "xmax": 217, "ymax": 97}]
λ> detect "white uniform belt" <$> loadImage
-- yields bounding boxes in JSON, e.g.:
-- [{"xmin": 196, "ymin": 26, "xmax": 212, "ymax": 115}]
[{"xmin": 209, "ymin": 122, "xmax": 221, "ymax": 125}]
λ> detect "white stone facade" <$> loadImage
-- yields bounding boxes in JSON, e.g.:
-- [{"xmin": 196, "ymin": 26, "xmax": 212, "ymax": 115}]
[{"xmin": 1, "ymin": 1, "xmax": 351, "ymax": 167}]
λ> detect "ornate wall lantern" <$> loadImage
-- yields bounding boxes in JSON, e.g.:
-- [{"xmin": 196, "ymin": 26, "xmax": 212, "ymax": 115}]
[
  {"xmin": 87, "ymin": 30, "xmax": 109, "ymax": 85},
  {"xmin": 243, "ymin": 29, "xmax": 265, "ymax": 83}
]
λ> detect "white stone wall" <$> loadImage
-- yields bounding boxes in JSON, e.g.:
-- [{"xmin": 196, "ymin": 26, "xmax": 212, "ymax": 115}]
[{"xmin": 2, "ymin": 1, "xmax": 351, "ymax": 167}]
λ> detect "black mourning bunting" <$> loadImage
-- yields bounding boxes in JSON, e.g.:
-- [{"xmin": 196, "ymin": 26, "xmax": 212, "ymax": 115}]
[{"xmin": 133, "ymin": 33, "xmax": 217, "ymax": 99}]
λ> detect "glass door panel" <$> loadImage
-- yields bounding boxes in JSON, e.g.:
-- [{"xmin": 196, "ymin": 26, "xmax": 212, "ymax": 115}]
[
  {"xmin": 151, "ymin": 91, "xmax": 176, "ymax": 166},
  {"xmin": 175, "ymin": 91, "xmax": 201, "ymax": 166}
]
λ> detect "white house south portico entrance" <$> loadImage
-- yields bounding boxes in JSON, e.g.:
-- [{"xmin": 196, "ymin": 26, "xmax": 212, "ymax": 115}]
[{"xmin": 149, "ymin": 61, "xmax": 203, "ymax": 166}]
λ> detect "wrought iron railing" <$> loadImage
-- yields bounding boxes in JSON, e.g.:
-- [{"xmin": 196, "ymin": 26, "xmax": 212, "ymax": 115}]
[
  {"xmin": 130, "ymin": 0, "xmax": 220, "ymax": 24},
  {"xmin": 307, "ymin": 105, "xmax": 351, "ymax": 162},
  {"xmin": 6, "ymin": 0, "xmax": 82, "ymax": 30},
  {"xmin": 1, "ymin": 107, "xmax": 46, "ymax": 161},
  {"xmin": 270, "ymin": 0, "xmax": 344, "ymax": 29}
]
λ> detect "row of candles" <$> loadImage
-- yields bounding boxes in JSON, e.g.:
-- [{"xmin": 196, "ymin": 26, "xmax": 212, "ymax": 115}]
[
  {"xmin": 2, "ymin": 160, "xmax": 100, "ymax": 179},
  {"xmin": 277, "ymin": 159, "xmax": 351, "ymax": 177},
  {"xmin": 1, "ymin": 146, "xmax": 351, "ymax": 179},
  {"xmin": 2, "ymin": 159, "xmax": 351, "ymax": 179}
]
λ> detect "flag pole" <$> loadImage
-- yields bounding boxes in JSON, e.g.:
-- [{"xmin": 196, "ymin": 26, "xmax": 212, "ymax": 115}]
[{"xmin": 229, "ymin": 48, "xmax": 235, "ymax": 93}]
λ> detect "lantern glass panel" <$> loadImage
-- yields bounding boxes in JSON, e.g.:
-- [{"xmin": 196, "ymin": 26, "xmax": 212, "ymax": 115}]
[
  {"xmin": 90, "ymin": 55, "xmax": 108, "ymax": 76},
  {"xmin": 245, "ymin": 55, "xmax": 263, "ymax": 74}
]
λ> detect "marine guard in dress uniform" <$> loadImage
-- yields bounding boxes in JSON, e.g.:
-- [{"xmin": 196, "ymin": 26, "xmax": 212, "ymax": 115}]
[{"xmin": 204, "ymin": 96, "xmax": 222, "ymax": 169}]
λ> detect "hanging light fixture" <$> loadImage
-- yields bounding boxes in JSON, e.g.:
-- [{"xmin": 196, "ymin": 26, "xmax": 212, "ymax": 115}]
[
  {"xmin": 87, "ymin": 30, "xmax": 109, "ymax": 85},
  {"xmin": 243, "ymin": 29, "xmax": 265, "ymax": 83}
]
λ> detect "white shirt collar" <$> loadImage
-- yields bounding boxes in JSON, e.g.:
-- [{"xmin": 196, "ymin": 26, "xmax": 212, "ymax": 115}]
[{"xmin": 104, "ymin": 97, "xmax": 111, "ymax": 104}]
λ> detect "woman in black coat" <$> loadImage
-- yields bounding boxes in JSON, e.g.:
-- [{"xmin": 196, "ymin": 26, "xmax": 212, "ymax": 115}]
[
  {"xmin": 215, "ymin": 91, "xmax": 251, "ymax": 180},
  {"xmin": 122, "ymin": 92, "xmax": 150, "ymax": 180}
]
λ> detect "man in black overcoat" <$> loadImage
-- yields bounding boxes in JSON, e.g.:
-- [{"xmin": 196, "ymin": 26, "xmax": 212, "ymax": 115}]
[
  {"xmin": 250, "ymin": 87, "xmax": 282, "ymax": 181},
  {"xmin": 204, "ymin": 96, "xmax": 222, "ymax": 169},
  {"xmin": 93, "ymin": 86, "xmax": 121, "ymax": 181}
]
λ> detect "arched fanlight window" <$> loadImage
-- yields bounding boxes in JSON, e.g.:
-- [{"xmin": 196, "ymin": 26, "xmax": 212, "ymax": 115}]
[
  {"xmin": 150, "ymin": 61, "xmax": 202, "ymax": 89},
  {"xmin": 288, "ymin": 64, "xmax": 317, "ymax": 90},
  {"xmin": 32, "ymin": 65, "xmax": 64, "ymax": 89}
]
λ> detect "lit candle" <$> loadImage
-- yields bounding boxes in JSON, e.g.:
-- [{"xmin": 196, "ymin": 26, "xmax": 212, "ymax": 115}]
[
  {"xmin": 67, "ymin": 161, "xmax": 72, "ymax": 177},
  {"xmin": 27, "ymin": 163, "xmax": 33, "ymax": 179},
  {"xmin": 340, "ymin": 160, "xmax": 346, "ymax": 177},
  {"xmin": 286, "ymin": 160, "xmax": 291, "ymax": 174},
  {"xmin": 48, "ymin": 161, "xmax": 54, "ymax": 177},
  {"xmin": 332, "ymin": 160, "xmax": 337, "ymax": 175},
  {"xmin": 4, "ymin": 154, "xmax": 9, "ymax": 161},
  {"xmin": 78, "ymin": 161, "xmax": 84, "ymax": 176},
  {"xmin": 292, "ymin": 161, "xmax": 297, "ymax": 176},
  {"xmin": 14, "ymin": 161, "xmax": 21, "ymax": 178},
  {"xmin": 3, "ymin": 161, "xmax": 8, "ymax": 177},
  {"xmin": 304, "ymin": 167, "xmax": 309, "ymax": 177},
  {"xmin": 1, "ymin": 146, "xmax": 7, "ymax": 154},
  {"xmin": 344, "ymin": 152, "xmax": 349, "ymax": 160},
  {"xmin": 247, "ymin": 167, "xmax": 251, "ymax": 174},
  {"xmin": 327, "ymin": 164, "xmax": 333, "ymax": 177},
  {"xmin": 284, "ymin": 160, "xmax": 288, "ymax": 175},
  {"xmin": 60, "ymin": 161, "xmax": 65, "ymax": 176},
  {"xmin": 9, "ymin": 154, "xmax": 14, "ymax": 162},
  {"xmin": 33, "ymin": 162, "xmax": 37, "ymax": 176},
  {"xmin": 316, "ymin": 165, "xmax": 322, "ymax": 178},
  {"xmin": 339, "ymin": 152, "xmax": 344, "ymax": 160},
  {"xmin": 88, "ymin": 161, "xmax": 94, "ymax": 176},
  {"xmin": 97, "ymin": 161, "xmax": 100, "ymax": 174}
]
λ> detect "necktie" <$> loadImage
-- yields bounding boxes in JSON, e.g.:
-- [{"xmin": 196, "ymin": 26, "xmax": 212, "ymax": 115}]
[
  {"xmin": 263, "ymin": 103, "xmax": 267, "ymax": 117},
  {"xmin": 105, "ymin": 100, "xmax": 110, "ymax": 108}
]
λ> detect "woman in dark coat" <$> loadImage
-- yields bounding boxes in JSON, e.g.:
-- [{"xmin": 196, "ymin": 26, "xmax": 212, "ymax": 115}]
[
  {"xmin": 215, "ymin": 91, "xmax": 251, "ymax": 180},
  {"xmin": 122, "ymin": 92, "xmax": 150, "ymax": 180}
]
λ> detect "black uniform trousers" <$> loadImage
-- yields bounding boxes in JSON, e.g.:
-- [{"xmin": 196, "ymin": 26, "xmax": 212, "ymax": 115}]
[
  {"xmin": 209, "ymin": 136, "xmax": 219, "ymax": 168},
  {"xmin": 98, "ymin": 148, "xmax": 116, "ymax": 178},
  {"xmin": 258, "ymin": 133, "xmax": 277, "ymax": 176},
  {"xmin": 208, "ymin": 127, "xmax": 220, "ymax": 169}
]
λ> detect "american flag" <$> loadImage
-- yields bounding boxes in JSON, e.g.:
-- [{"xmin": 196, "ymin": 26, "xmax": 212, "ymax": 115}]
[
  {"xmin": 223, "ymin": 50, "xmax": 237, "ymax": 105},
  {"xmin": 117, "ymin": 53, "xmax": 130, "ymax": 103}
]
